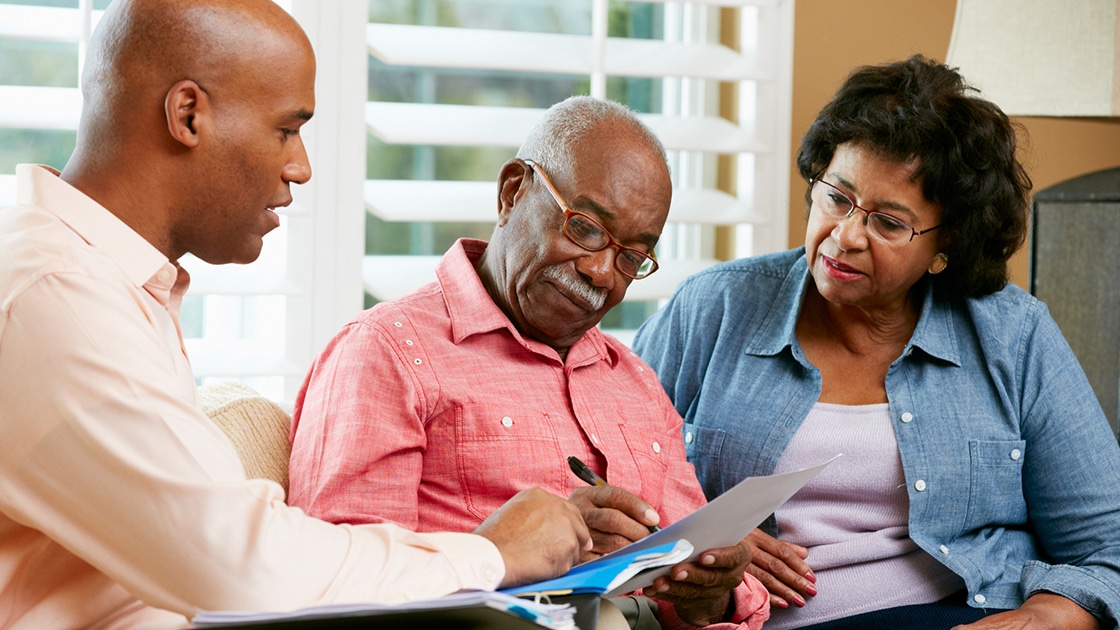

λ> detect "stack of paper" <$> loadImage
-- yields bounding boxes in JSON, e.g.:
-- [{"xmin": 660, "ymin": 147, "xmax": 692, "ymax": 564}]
[{"xmin": 191, "ymin": 590, "xmax": 575, "ymax": 629}]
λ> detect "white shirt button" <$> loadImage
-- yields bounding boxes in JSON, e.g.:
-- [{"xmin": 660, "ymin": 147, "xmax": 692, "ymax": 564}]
[
  {"xmin": 684, "ymin": 431, "xmax": 694, "ymax": 444},
  {"xmin": 974, "ymin": 594, "xmax": 986, "ymax": 604},
  {"xmin": 1010, "ymin": 449, "xmax": 1021, "ymax": 461},
  {"xmin": 394, "ymin": 321, "xmax": 403, "ymax": 327},
  {"xmin": 939, "ymin": 545, "xmax": 950, "ymax": 555},
  {"xmin": 501, "ymin": 416, "xmax": 513, "ymax": 427},
  {"xmin": 413, "ymin": 358, "xmax": 422, "ymax": 365},
  {"xmin": 901, "ymin": 412, "xmax": 914, "ymax": 423},
  {"xmin": 484, "ymin": 567, "xmax": 498, "ymax": 583},
  {"xmin": 405, "ymin": 339, "xmax": 414, "ymax": 346},
  {"xmin": 157, "ymin": 270, "xmax": 171, "ymax": 282},
  {"xmin": 652, "ymin": 441, "xmax": 661, "ymax": 454},
  {"xmin": 915, "ymin": 479, "xmax": 927, "ymax": 492}
]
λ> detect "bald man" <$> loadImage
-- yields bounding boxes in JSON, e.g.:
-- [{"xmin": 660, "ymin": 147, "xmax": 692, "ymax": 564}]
[{"xmin": 0, "ymin": 0, "xmax": 588, "ymax": 627}]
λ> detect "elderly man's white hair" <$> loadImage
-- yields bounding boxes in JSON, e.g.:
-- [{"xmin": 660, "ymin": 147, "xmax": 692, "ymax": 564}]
[{"xmin": 516, "ymin": 95, "xmax": 668, "ymax": 174}]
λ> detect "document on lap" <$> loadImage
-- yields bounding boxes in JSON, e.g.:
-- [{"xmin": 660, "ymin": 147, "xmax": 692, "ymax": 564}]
[
  {"xmin": 192, "ymin": 458, "xmax": 839, "ymax": 628},
  {"xmin": 191, "ymin": 590, "xmax": 576, "ymax": 629},
  {"xmin": 512, "ymin": 455, "xmax": 841, "ymax": 599}
]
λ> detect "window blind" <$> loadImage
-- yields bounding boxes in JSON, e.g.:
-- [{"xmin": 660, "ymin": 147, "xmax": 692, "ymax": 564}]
[{"xmin": 0, "ymin": 0, "xmax": 792, "ymax": 402}]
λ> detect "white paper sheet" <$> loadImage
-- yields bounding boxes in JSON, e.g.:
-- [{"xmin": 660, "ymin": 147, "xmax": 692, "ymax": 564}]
[{"xmin": 602, "ymin": 455, "xmax": 841, "ymax": 597}]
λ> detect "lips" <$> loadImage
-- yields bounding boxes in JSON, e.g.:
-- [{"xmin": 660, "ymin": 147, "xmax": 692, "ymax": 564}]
[
  {"xmin": 820, "ymin": 254, "xmax": 863, "ymax": 280},
  {"xmin": 263, "ymin": 207, "xmax": 281, "ymax": 228}
]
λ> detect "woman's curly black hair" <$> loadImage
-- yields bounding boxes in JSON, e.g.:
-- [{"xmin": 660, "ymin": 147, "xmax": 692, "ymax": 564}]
[{"xmin": 797, "ymin": 55, "xmax": 1032, "ymax": 298}]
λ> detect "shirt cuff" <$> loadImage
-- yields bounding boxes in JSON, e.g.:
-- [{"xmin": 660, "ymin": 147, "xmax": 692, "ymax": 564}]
[{"xmin": 419, "ymin": 532, "xmax": 506, "ymax": 591}]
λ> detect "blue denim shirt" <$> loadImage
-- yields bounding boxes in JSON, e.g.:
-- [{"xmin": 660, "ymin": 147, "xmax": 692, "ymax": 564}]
[{"xmin": 633, "ymin": 248, "xmax": 1120, "ymax": 624}]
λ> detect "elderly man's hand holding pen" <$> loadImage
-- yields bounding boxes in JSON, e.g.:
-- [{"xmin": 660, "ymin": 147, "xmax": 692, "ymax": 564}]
[{"xmin": 566, "ymin": 456, "xmax": 661, "ymax": 561}]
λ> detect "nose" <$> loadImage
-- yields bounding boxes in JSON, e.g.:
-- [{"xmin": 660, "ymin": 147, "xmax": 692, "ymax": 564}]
[
  {"xmin": 284, "ymin": 136, "xmax": 312, "ymax": 185},
  {"xmin": 831, "ymin": 209, "xmax": 870, "ymax": 250},
  {"xmin": 576, "ymin": 247, "xmax": 618, "ymax": 290}
]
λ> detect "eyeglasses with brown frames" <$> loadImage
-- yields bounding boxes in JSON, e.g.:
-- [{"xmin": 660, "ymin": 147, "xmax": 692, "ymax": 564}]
[{"xmin": 524, "ymin": 159, "xmax": 659, "ymax": 280}]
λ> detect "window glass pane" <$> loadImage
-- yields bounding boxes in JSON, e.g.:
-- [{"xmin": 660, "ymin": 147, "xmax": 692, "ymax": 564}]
[
  {"xmin": 599, "ymin": 300, "xmax": 659, "ymax": 329},
  {"xmin": 0, "ymin": 1, "xmax": 112, "ymax": 10},
  {"xmin": 365, "ymin": 215, "xmax": 492, "ymax": 257},
  {"xmin": 367, "ymin": 137, "xmax": 516, "ymax": 182},
  {"xmin": 606, "ymin": 76, "xmax": 662, "ymax": 114},
  {"xmin": 0, "ymin": 40, "xmax": 78, "ymax": 86},
  {"xmin": 608, "ymin": 1, "xmax": 662, "ymax": 39},
  {"xmin": 2, "ymin": 0, "xmax": 75, "ymax": 6},
  {"xmin": 370, "ymin": 0, "xmax": 591, "ymax": 33},
  {"xmin": 0, "ymin": 129, "xmax": 75, "ymax": 173},
  {"xmin": 369, "ymin": 59, "xmax": 586, "ymax": 108}
]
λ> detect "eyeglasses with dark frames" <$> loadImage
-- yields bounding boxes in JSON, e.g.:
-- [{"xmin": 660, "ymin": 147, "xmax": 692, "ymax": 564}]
[
  {"xmin": 810, "ymin": 175, "xmax": 940, "ymax": 245},
  {"xmin": 524, "ymin": 159, "xmax": 659, "ymax": 280}
]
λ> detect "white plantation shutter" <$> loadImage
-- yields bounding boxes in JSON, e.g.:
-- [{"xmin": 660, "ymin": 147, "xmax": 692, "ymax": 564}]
[
  {"xmin": 1, "ymin": 0, "xmax": 792, "ymax": 403},
  {"xmin": 0, "ymin": 0, "xmax": 353, "ymax": 403},
  {"xmin": 351, "ymin": 0, "xmax": 792, "ymax": 343},
  {"xmin": 0, "ymin": 2, "xmax": 92, "ymax": 205}
]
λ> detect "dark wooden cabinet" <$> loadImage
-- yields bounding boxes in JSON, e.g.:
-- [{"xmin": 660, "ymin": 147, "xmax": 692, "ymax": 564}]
[{"xmin": 1030, "ymin": 166, "xmax": 1120, "ymax": 438}]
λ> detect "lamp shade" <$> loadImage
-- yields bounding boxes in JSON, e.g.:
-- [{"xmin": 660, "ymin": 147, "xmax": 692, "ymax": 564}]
[{"xmin": 946, "ymin": 0, "xmax": 1120, "ymax": 117}]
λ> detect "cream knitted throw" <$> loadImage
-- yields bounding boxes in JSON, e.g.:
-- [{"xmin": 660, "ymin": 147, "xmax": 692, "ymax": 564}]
[{"xmin": 198, "ymin": 381, "xmax": 292, "ymax": 492}]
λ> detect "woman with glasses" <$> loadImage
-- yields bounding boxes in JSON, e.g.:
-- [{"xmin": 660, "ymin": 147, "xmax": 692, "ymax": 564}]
[{"xmin": 634, "ymin": 56, "xmax": 1119, "ymax": 630}]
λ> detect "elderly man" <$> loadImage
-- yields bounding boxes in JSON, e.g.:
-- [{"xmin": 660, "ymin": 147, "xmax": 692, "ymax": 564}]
[
  {"xmin": 0, "ymin": 1, "xmax": 589, "ymax": 627},
  {"xmin": 288, "ymin": 96, "xmax": 769, "ymax": 629}
]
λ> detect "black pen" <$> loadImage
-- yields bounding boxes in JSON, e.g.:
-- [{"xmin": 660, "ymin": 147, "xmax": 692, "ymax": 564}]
[{"xmin": 566, "ymin": 455, "xmax": 660, "ymax": 532}]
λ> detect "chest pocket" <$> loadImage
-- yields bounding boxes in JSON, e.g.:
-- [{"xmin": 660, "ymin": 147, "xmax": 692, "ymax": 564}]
[
  {"xmin": 964, "ymin": 439, "xmax": 1027, "ymax": 531},
  {"xmin": 453, "ymin": 404, "xmax": 564, "ymax": 522},
  {"xmin": 618, "ymin": 419, "xmax": 670, "ymax": 511}
]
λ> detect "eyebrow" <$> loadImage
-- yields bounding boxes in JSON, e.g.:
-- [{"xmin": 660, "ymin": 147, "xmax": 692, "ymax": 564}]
[
  {"xmin": 831, "ymin": 173, "xmax": 916, "ymax": 218},
  {"xmin": 292, "ymin": 108, "xmax": 314, "ymax": 122},
  {"xmin": 575, "ymin": 196, "xmax": 660, "ymax": 251}
]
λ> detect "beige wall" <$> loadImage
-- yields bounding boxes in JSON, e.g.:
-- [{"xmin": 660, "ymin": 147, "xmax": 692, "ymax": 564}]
[{"xmin": 788, "ymin": 0, "xmax": 1120, "ymax": 289}]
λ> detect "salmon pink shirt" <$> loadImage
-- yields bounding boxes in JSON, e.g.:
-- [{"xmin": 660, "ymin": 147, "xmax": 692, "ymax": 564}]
[{"xmin": 288, "ymin": 239, "xmax": 769, "ymax": 630}]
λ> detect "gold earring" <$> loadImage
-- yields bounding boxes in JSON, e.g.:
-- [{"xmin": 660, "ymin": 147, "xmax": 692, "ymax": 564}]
[{"xmin": 929, "ymin": 253, "xmax": 948, "ymax": 275}]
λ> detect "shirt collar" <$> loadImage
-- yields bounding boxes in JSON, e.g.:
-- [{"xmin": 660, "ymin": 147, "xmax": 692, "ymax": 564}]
[
  {"xmin": 18, "ymin": 164, "xmax": 172, "ymax": 292},
  {"xmin": 744, "ymin": 250, "xmax": 810, "ymax": 357},
  {"xmin": 744, "ymin": 248, "xmax": 960, "ymax": 366},
  {"xmin": 437, "ymin": 238, "xmax": 616, "ymax": 367},
  {"xmin": 907, "ymin": 280, "xmax": 962, "ymax": 366}
]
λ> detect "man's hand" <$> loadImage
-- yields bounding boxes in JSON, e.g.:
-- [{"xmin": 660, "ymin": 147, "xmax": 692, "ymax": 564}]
[
  {"xmin": 474, "ymin": 487, "xmax": 591, "ymax": 588},
  {"xmin": 568, "ymin": 485, "xmax": 660, "ymax": 561},
  {"xmin": 745, "ymin": 528, "xmax": 816, "ymax": 609},
  {"xmin": 647, "ymin": 537, "xmax": 753, "ymax": 626},
  {"xmin": 952, "ymin": 593, "xmax": 1100, "ymax": 630}
]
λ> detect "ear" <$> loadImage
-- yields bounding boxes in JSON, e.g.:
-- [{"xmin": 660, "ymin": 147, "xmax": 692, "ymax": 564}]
[
  {"xmin": 496, "ymin": 158, "xmax": 531, "ymax": 228},
  {"xmin": 164, "ymin": 79, "xmax": 208, "ymax": 148}
]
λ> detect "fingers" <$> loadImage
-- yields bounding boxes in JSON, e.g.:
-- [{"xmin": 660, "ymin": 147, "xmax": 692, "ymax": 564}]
[
  {"xmin": 569, "ymin": 485, "xmax": 659, "ymax": 554},
  {"xmin": 744, "ymin": 532, "xmax": 817, "ymax": 608},
  {"xmin": 648, "ymin": 539, "xmax": 753, "ymax": 608},
  {"xmin": 474, "ymin": 487, "xmax": 591, "ymax": 588},
  {"xmin": 647, "ymin": 551, "xmax": 744, "ymax": 627}
]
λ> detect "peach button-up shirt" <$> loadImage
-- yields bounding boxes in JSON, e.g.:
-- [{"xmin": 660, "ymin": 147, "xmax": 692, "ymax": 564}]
[{"xmin": 0, "ymin": 165, "xmax": 504, "ymax": 629}]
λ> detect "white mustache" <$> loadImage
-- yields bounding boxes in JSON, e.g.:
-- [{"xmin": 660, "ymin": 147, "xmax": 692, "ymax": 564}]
[{"xmin": 542, "ymin": 265, "xmax": 608, "ymax": 311}]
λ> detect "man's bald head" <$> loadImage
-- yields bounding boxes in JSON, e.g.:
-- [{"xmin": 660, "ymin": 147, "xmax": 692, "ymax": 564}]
[
  {"xmin": 63, "ymin": 0, "xmax": 316, "ymax": 264},
  {"xmin": 79, "ymin": 0, "xmax": 310, "ymax": 151}
]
